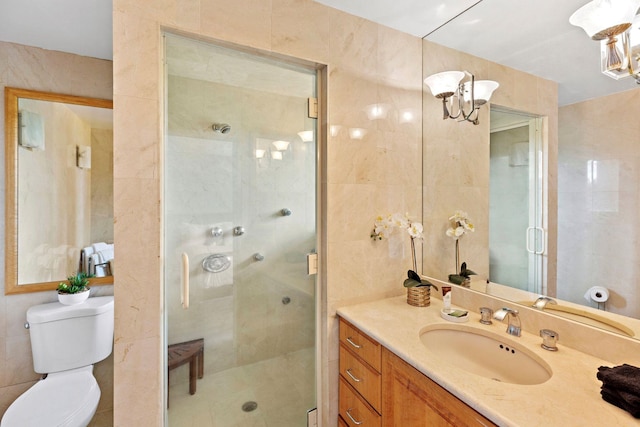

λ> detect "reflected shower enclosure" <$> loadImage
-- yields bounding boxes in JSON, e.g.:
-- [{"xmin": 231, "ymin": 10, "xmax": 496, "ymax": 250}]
[{"xmin": 163, "ymin": 34, "xmax": 317, "ymax": 426}]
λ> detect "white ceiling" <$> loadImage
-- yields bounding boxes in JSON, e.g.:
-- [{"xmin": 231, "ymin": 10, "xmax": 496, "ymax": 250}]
[
  {"xmin": 1, "ymin": 0, "xmax": 638, "ymax": 105},
  {"xmin": 0, "ymin": 0, "xmax": 112, "ymax": 61}
]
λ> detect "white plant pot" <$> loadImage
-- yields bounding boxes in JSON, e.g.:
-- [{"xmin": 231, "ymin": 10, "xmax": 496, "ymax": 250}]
[{"xmin": 57, "ymin": 290, "xmax": 90, "ymax": 305}]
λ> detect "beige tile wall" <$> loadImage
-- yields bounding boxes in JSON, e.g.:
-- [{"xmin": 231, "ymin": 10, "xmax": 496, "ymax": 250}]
[
  {"xmin": 422, "ymin": 40, "xmax": 558, "ymax": 294},
  {"xmin": 558, "ymin": 88, "xmax": 640, "ymax": 317},
  {"xmin": 113, "ymin": 0, "xmax": 422, "ymax": 425},
  {"xmin": 0, "ymin": 41, "xmax": 113, "ymax": 421}
]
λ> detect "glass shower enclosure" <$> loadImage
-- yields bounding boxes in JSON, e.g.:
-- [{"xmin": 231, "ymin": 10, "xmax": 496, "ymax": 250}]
[{"xmin": 163, "ymin": 34, "xmax": 317, "ymax": 426}]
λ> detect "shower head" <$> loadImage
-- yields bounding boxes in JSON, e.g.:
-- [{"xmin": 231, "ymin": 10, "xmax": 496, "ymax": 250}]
[{"xmin": 212, "ymin": 123, "xmax": 231, "ymax": 134}]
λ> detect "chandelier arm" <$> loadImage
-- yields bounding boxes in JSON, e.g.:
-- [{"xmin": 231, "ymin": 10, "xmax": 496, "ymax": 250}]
[
  {"xmin": 462, "ymin": 74, "xmax": 477, "ymax": 122},
  {"xmin": 442, "ymin": 97, "xmax": 450, "ymax": 119},
  {"xmin": 447, "ymin": 88, "xmax": 463, "ymax": 120}
]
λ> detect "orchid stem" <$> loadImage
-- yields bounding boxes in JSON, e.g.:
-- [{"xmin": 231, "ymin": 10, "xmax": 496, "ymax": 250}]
[{"xmin": 411, "ymin": 238, "xmax": 417, "ymax": 273}]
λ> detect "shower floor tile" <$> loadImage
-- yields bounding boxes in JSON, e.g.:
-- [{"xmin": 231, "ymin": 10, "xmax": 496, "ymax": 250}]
[{"xmin": 168, "ymin": 347, "xmax": 315, "ymax": 427}]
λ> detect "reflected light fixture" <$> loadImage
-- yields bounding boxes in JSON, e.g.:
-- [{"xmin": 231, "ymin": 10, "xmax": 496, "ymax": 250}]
[
  {"xmin": 570, "ymin": 0, "xmax": 640, "ymax": 82},
  {"xmin": 423, "ymin": 71, "xmax": 499, "ymax": 125},
  {"xmin": 349, "ymin": 128, "xmax": 366, "ymax": 140},
  {"xmin": 399, "ymin": 108, "xmax": 417, "ymax": 124},
  {"xmin": 365, "ymin": 103, "xmax": 389, "ymax": 120},
  {"xmin": 297, "ymin": 130, "xmax": 314, "ymax": 142},
  {"xmin": 272, "ymin": 140, "xmax": 290, "ymax": 151}
]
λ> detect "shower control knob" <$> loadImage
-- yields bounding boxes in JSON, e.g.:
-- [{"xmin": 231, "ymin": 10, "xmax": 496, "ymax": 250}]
[
  {"xmin": 24, "ymin": 322, "xmax": 30, "ymax": 329},
  {"xmin": 280, "ymin": 208, "xmax": 292, "ymax": 216},
  {"xmin": 253, "ymin": 253, "xmax": 265, "ymax": 261},
  {"xmin": 211, "ymin": 227, "xmax": 223, "ymax": 237},
  {"xmin": 233, "ymin": 226, "xmax": 245, "ymax": 236}
]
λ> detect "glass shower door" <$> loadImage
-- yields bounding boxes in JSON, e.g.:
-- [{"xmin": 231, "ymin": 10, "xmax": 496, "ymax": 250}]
[
  {"xmin": 489, "ymin": 108, "xmax": 545, "ymax": 293},
  {"xmin": 163, "ymin": 34, "xmax": 317, "ymax": 426}
]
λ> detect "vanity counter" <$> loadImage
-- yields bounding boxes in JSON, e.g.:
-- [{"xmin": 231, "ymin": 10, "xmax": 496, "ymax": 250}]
[{"xmin": 337, "ymin": 296, "xmax": 639, "ymax": 426}]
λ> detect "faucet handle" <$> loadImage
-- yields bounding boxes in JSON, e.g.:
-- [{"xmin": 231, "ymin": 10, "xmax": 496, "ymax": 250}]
[
  {"xmin": 494, "ymin": 307, "xmax": 521, "ymax": 337},
  {"xmin": 479, "ymin": 307, "xmax": 493, "ymax": 325},
  {"xmin": 533, "ymin": 296, "xmax": 557, "ymax": 309},
  {"xmin": 540, "ymin": 329, "xmax": 559, "ymax": 351}
]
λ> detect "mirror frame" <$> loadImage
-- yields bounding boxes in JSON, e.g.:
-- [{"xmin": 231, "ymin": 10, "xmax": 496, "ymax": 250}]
[{"xmin": 4, "ymin": 87, "xmax": 114, "ymax": 295}]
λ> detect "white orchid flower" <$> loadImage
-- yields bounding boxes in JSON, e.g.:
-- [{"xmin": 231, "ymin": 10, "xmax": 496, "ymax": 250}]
[
  {"xmin": 446, "ymin": 210, "xmax": 474, "ymax": 239},
  {"xmin": 408, "ymin": 222, "xmax": 423, "ymax": 239}
]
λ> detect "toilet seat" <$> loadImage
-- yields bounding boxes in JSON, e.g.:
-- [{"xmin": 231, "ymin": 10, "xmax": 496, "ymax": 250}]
[{"xmin": 1, "ymin": 366, "xmax": 100, "ymax": 427}]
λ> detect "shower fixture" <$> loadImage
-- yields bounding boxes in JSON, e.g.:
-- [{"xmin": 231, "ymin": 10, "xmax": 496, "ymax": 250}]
[{"xmin": 212, "ymin": 123, "xmax": 231, "ymax": 134}]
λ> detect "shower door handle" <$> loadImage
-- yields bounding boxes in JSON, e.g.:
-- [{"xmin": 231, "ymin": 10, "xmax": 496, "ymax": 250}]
[
  {"xmin": 181, "ymin": 253, "xmax": 190, "ymax": 309},
  {"xmin": 525, "ymin": 227, "xmax": 545, "ymax": 255}
]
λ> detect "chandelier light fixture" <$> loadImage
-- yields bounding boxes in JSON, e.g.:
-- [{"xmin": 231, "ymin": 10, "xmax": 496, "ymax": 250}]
[
  {"xmin": 423, "ymin": 71, "xmax": 499, "ymax": 125},
  {"xmin": 570, "ymin": 0, "xmax": 640, "ymax": 82}
]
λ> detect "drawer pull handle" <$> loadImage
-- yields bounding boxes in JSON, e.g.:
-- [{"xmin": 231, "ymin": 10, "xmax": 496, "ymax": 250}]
[
  {"xmin": 345, "ymin": 368, "xmax": 362, "ymax": 382},
  {"xmin": 346, "ymin": 408, "xmax": 363, "ymax": 425},
  {"xmin": 346, "ymin": 337, "xmax": 361, "ymax": 349}
]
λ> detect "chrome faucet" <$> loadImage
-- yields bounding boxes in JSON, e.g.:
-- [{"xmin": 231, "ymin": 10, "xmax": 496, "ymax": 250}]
[
  {"xmin": 493, "ymin": 307, "xmax": 521, "ymax": 337},
  {"xmin": 532, "ymin": 296, "xmax": 557, "ymax": 310}
]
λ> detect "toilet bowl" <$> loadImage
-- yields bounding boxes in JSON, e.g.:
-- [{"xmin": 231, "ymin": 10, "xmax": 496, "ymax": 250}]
[
  {"xmin": 0, "ymin": 366, "xmax": 100, "ymax": 427},
  {"xmin": 0, "ymin": 296, "xmax": 113, "ymax": 427}
]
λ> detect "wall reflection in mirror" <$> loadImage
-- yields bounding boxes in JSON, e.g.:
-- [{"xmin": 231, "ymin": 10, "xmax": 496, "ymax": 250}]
[
  {"xmin": 422, "ymin": 0, "xmax": 640, "ymax": 337},
  {"xmin": 5, "ymin": 88, "xmax": 113, "ymax": 294}
]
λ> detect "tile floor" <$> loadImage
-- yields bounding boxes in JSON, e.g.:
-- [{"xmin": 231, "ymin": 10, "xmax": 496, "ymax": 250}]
[{"xmin": 167, "ymin": 347, "xmax": 315, "ymax": 427}]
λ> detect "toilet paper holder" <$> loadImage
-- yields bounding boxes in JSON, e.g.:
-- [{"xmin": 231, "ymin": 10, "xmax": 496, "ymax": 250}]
[{"xmin": 584, "ymin": 286, "xmax": 609, "ymax": 307}]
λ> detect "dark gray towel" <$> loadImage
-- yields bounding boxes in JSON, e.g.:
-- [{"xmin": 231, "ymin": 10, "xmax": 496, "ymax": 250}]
[
  {"xmin": 597, "ymin": 364, "xmax": 640, "ymax": 396},
  {"xmin": 601, "ymin": 386, "xmax": 640, "ymax": 418}
]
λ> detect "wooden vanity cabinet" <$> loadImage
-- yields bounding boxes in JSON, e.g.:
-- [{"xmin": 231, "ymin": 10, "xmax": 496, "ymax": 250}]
[
  {"xmin": 382, "ymin": 347, "xmax": 497, "ymax": 427},
  {"xmin": 339, "ymin": 318, "xmax": 382, "ymax": 426},
  {"xmin": 338, "ymin": 317, "xmax": 497, "ymax": 427}
]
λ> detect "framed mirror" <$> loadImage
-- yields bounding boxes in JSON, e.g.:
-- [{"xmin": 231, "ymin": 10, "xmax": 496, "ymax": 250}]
[{"xmin": 5, "ymin": 87, "xmax": 113, "ymax": 294}]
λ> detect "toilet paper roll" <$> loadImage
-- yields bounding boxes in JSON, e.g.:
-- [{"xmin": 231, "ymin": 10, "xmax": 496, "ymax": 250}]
[{"xmin": 584, "ymin": 286, "xmax": 610, "ymax": 303}]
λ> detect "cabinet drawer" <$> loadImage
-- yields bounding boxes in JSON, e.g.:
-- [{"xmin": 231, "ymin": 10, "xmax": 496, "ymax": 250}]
[
  {"xmin": 339, "ymin": 377, "xmax": 381, "ymax": 427},
  {"xmin": 340, "ymin": 344, "xmax": 381, "ymax": 411},
  {"xmin": 338, "ymin": 415, "xmax": 348, "ymax": 427},
  {"xmin": 339, "ymin": 318, "xmax": 381, "ymax": 372}
]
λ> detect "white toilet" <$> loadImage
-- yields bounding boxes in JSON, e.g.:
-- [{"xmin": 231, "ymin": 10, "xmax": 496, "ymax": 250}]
[{"xmin": 1, "ymin": 296, "xmax": 114, "ymax": 427}]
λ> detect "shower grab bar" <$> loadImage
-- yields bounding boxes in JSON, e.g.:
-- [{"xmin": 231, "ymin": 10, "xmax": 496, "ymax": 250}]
[{"xmin": 181, "ymin": 253, "xmax": 189, "ymax": 309}]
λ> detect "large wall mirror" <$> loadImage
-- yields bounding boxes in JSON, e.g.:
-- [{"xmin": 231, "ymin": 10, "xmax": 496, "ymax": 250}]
[
  {"xmin": 5, "ymin": 88, "xmax": 113, "ymax": 294},
  {"xmin": 422, "ymin": 2, "xmax": 640, "ymax": 339}
]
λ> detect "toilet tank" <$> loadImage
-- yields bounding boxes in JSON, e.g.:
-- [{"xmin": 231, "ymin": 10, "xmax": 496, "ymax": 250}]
[{"xmin": 26, "ymin": 296, "xmax": 114, "ymax": 374}]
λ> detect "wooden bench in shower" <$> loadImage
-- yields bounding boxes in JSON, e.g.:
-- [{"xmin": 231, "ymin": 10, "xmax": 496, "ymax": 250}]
[{"xmin": 167, "ymin": 338, "xmax": 204, "ymax": 407}]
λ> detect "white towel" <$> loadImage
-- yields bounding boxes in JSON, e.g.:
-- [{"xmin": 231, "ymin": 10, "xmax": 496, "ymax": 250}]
[
  {"xmin": 98, "ymin": 246, "xmax": 114, "ymax": 262},
  {"xmin": 92, "ymin": 242, "xmax": 109, "ymax": 252},
  {"xmin": 89, "ymin": 246, "xmax": 114, "ymax": 277}
]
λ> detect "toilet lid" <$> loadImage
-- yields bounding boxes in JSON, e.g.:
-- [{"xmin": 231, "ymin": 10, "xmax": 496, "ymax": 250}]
[{"xmin": 1, "ymin": 366, "xmax": 100, "ymax": 427}]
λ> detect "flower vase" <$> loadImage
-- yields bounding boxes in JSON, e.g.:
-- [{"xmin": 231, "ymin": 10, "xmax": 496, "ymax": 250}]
[{"xmin": 407, "ymin": 286, "xmax": 431, "ymax": 307}]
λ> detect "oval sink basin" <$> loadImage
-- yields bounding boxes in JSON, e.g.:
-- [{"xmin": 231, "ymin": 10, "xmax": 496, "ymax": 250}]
[{"xmin": 419, "ymin": 324, "xmax": 552, "ymax": 385}]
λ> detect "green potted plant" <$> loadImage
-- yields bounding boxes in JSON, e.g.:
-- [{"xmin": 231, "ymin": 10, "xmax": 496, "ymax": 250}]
[
  {"xmin": 448, "ymin": 261, "xmax": 477, "ymax": 286},
  {"xmin": 57, "ymin": 272, "xmax": 92, "ymax": 305}
]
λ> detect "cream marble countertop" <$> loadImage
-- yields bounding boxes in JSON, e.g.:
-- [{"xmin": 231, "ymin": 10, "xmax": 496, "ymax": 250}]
[{"xmin": 337, "ymin": 296, "xmax": 640, "ymax": 426}]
